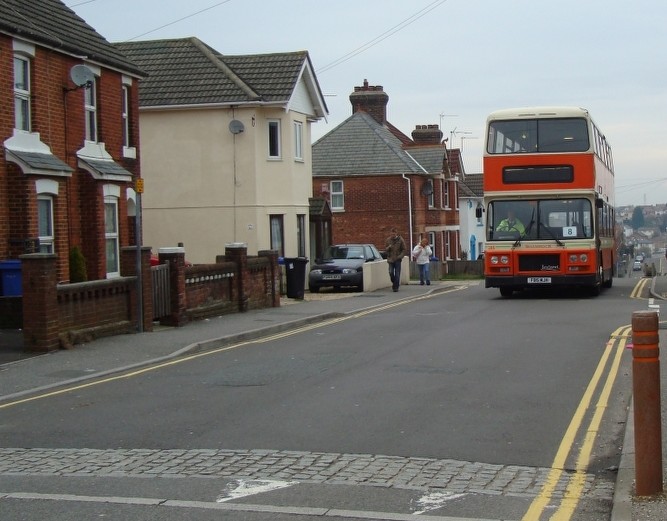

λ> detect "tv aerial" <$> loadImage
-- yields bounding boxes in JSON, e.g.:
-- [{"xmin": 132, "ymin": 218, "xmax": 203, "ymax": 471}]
[{"xmin": 66, "ymin": 64, "xmax": 94, "ymax": 92}]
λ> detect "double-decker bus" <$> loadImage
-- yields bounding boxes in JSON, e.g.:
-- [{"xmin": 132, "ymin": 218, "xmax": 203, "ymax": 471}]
[{"xmin": 480, "ymin": 106, "xmax": 615, "ymax": 297}]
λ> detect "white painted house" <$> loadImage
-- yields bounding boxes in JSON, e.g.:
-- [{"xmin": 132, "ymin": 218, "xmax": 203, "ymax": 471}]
[{"xmin": 116, "ymin": 38, "xmax": 328, "ymax": 263}]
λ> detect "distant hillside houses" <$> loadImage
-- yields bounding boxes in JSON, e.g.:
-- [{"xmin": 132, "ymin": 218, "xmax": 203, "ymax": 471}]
[{"xmin": 617, "ymin": 203, "xmax": 667, "ymax": 222}]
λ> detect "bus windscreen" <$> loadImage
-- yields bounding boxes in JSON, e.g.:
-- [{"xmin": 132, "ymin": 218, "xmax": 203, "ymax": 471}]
[{"xmin": 487, "ymin": 118, "xmax": 589, "ymax": 154}]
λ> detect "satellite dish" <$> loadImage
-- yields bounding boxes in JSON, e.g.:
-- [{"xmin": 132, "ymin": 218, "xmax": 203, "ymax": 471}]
[
  {"xmin": 229, "ymin": 120, "xmax": 245, "ymax": 134},
  {"xmin": 70, "ymin": 64, "xmax": 95, "ymax": 87}
]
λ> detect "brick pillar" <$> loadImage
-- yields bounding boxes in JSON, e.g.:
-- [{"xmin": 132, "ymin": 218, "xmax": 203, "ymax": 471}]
[
  {"xmin": 20, "ymin": 254, "xmax": 59, "ymax": 352},
  {"xmin": 159, "ymin": 247, "xmax": 187, "ymax": 327},
  {"xmin": 258, "ymin": 249, "xmax": 280, "ymax": 307},
  {"xmin": 225, "ymin": 243, "xmax": 248, "ymax": 312},
  {"xmin": 121, "ymin": 246, "xmax": 153, "ymax": 332}
]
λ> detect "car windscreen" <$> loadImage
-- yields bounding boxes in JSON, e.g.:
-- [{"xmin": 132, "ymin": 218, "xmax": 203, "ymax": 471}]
[{"xmin": 324, "ymin": 246, "xmax": 365, "ymax": 260}]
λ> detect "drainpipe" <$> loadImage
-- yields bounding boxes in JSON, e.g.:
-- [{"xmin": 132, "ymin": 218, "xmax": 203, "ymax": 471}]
[{"xmin": 402, "ymin": 174, "xmax": 413, "ymax": 249}]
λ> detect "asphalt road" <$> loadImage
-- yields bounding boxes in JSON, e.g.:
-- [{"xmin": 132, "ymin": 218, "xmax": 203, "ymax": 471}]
[{"xmin": 0, "ymin": 277, "xmax": 646, "ymax": 520}]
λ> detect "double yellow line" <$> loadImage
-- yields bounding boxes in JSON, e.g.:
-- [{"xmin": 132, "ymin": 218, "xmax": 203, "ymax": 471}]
[
  {"xmin": 522, "ymin": 325, "xmax": 630, "ymax": 520},
  {"xmin": 630, "ymin": 277, "xmax": 650, "ymax": 299}
]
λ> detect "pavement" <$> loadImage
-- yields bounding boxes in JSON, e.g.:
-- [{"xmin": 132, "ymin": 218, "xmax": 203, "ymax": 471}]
[{"xmin": 1, "ymin": 278, "xmax": 666, "ymax": 520}]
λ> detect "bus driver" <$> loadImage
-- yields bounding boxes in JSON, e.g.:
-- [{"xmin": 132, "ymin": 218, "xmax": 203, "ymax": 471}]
[{"xmin": 496, "ymin": 209, "xmax": 525, "ymax": 234}]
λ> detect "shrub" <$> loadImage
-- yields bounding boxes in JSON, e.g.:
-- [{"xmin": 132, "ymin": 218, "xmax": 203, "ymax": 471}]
[{"xmin": 69, "ymin": 246, "xmax": 87, "ymax": 282}]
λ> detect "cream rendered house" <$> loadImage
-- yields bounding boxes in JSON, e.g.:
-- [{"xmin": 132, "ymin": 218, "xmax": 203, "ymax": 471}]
[{"xmin": 116, "ymin": 38, "xmax": 328, "ymax": 263}]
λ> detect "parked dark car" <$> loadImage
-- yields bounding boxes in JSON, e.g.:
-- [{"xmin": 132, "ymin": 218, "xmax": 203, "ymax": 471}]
[{"xmin": 309, "ymin": 244, "xmax": 383, "ymax": 292}]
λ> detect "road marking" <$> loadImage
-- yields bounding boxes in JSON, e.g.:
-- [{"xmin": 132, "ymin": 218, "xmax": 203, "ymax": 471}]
[
  {"xmin": 217, "ymin": 479, "xmax": 298, "ymax": 502},
  {"xmin": 521, "ymin": 325, "xmax": 630, "ymax": 521},
  {"xmin": 630, "ymin": 277, "xmax": 649, "ymax": 299},
  {"xmin": 0, "ymin": 491, "xmax": 509, "ymax": 520},
  {"xmin": 413, "ymin": 491, "xmax": 467, "ymax": 515}
]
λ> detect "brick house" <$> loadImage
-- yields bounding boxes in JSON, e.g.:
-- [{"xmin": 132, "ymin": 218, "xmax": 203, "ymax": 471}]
[
  {"xmin": 312, "ymin": 80, "xmax": 461, "ymax": 261},
  {"xmin": 0, "ymin": 0, "xmax": 144, "ymax": 284},
  {"xmin": 114, "ymin": 38, "xmax": 328, "ymax": 264}
]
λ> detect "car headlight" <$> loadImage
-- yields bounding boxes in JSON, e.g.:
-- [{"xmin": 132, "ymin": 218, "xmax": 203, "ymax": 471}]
[
  {"xmin": 342, "ymin": 268, "xmax": 356, "ymax": 274},
  {"xmin": 310, "ymin": 269, "xmax": 322, "ymax": 275}
]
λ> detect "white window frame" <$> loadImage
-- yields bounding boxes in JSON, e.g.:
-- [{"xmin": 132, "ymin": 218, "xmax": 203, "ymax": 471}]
[
  {"xmin": 121, "ymin": 84, "xmax": 130, "ymax": 148},
  {"xmin": 268, "ymin": 120, "xmax": 281, "ymax": 159},
  {"xmin": 270, "ymin": 215, "xmax": 284, "ymax": 257},
  {"xmin": 297, "ymin": 214, "xmax": 306, "ymax": 257},
  {"xmin": 294, "ymin": 120, "xmax": 303, "ymax": 161},
  {"xmin": 330, "ymin": 180, "xmax": 344, "ymax": 211},
  {"xmin": 104, "ymin": 186, "xmax": 120, "ymax": 278},
  {"xmin": 37, "ymin": 195, "xmax": 54, "ymax": 254},
  {"xmin": 35, "ymin": 179, "xmax": 59, "ymax": 254},
  {"xmin": 85, "ymin": 78, "xmax": 98, "ymax": 142},
  {"xmin": 13, "ymin": 55, "xmax": 30, "ymax": 131}
]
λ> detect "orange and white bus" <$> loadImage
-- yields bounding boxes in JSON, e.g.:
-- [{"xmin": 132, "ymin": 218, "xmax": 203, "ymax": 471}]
[{"xmin": 481, "ymin": 106, "xmax": 615, "ymax": 297}]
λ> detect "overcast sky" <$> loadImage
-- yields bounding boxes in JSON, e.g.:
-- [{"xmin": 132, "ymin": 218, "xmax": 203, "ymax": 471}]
[{"xmin": 67, "ymin": 0, "xmax": 666, "ymax": 207}]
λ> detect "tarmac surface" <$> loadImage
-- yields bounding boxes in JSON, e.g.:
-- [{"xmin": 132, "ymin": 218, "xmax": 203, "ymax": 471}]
[{"xmin": 1, "ymin": 278, "xmax": 666, "ymax": 521}]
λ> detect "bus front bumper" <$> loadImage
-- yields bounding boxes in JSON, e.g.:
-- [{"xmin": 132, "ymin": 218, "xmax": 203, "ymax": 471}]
[{"xmin": 485, "ymin": 274, "xmax": 598, "ymax": 289}]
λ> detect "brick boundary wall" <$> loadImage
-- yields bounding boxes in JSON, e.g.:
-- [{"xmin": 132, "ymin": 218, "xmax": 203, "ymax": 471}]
[{"xmin": 11, "ymin": 246, "xmax": 281, "ymax": 353}]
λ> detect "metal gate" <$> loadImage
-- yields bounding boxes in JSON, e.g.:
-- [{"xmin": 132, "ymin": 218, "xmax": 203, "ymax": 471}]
[{"xmin": 151, "ymin": 263, "xmax": 170, "ymax": 320}]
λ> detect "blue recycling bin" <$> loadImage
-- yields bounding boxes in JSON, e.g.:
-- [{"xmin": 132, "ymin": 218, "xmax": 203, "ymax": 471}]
[{"xmin": 0, "ymin": 260, "xmax": 22, "ymax": 296}]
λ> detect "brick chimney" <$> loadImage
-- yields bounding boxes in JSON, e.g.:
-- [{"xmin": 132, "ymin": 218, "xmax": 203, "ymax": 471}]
[
  {"xmin": 349, "ymin": 79, "xmax": 388, "ymax": 124},
  {"xmin": 411, "ymin": 124, "xmax": 444, "ymax": 145}
]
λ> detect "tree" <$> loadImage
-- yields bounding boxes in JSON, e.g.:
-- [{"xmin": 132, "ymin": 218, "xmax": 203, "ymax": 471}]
[{"xmin": 632, "ymin": 206, "xmax": 645, "ymax": 230}]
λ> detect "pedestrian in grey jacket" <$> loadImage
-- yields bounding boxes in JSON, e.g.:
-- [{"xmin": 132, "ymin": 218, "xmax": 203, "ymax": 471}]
[{"xmin": 385, "ymin": 228, "xmax": 407, "ymax": 292}]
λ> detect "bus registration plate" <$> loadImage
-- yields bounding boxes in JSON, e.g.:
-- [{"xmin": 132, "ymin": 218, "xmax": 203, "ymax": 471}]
[{"xmin": 528, "ymin": 277, "xmax": 551, "ymax": 284}]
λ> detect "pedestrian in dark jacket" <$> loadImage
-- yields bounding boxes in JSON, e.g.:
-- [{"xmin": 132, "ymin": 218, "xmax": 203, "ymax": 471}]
[{"xmin": 385, "ymin": 228, "xmax": 407, "ymax": 292}]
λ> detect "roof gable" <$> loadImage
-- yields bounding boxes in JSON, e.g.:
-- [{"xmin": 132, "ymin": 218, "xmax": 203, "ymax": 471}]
[
  {"xmin": 115, "ymin": 38, "xmax": 327, "ymax": 117},
  {"xmin": 0, "ymin": 0, "xmax": 142, "ymax": 76},
  {"xmin": 312, "ymin": 112, "xmax": 427, "ymax": 176}
]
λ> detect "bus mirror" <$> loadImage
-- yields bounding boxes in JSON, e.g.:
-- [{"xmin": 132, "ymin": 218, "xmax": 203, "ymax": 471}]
[
  {"xmin": 475, "ymin": 207, "xmax": 483, "ymax": 218},
  {"xmin": 595, "ymin": 199, "xmax": 603, "ymax": 209}
]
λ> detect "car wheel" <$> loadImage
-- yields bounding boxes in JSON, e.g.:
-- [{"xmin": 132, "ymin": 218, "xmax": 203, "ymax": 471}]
[{"xmin": 309, "ymin": 286, "xmax": 320, "ymax": 293}]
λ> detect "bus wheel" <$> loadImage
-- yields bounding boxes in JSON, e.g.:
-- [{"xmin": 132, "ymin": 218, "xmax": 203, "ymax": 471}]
[
  {"xmin": 499, "ymin": 287, "xmax": 513, "ymax": 297},
  {"xmin": 590, "ymin": 283, "xmax": 602, "ymax": 297}
]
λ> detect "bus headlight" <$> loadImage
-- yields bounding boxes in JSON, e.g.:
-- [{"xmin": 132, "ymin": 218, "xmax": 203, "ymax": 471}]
[
  {"xmin": 569, "ymin": 253, "xmax": 589, "ymax": 263},
  {"xmin": 491, "ymin": 255, "xmax": 509, "ymax": 265}
]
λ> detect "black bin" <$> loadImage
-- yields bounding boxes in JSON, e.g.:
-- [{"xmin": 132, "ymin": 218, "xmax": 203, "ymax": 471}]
[{"xmin": 284, "ymin": 257, "xmax": 308, "ymax": 299}]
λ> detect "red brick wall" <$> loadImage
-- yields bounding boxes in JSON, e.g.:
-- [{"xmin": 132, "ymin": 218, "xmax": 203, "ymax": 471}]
[
  {"xmin": 1, "ymin": 33, "xmax": 141, "ymax": 283},
  {"xmin": 313, "ymin": 175, "xmax": 411, "ymax": 249},
  {"xmin": 313, "ymin": 174, "xmax": 460, "ymax": 259}
]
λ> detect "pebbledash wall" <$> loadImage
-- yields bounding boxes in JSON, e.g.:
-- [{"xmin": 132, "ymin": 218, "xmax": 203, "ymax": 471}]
[{"xmin": 16, "ymin": 244, "xmax": 280, "ymax": 352}]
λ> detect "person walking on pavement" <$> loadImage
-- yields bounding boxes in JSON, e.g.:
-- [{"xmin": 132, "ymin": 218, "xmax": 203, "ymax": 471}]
[
  {"xmin": 385, "ymin": 227, "xmax": 407, "ymax": 292},
  {"xmin": 412, "ymin": 237, "xmax": 432, "ymax": 286}
]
